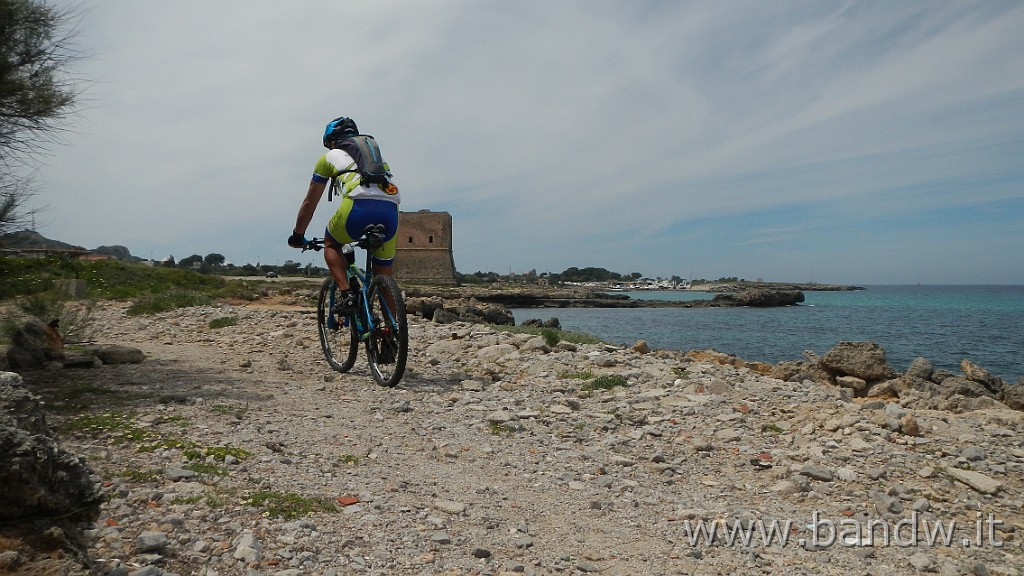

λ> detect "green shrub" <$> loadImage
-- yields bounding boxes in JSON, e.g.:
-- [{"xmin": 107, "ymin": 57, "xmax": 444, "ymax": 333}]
[
  {"xmin": 0, "ymin": 256, "xmax": 228, "ymax": 302},
  {"xmin": 541, "ymin": 328, "xmax": 560, "ymax": 347},
  {"xmin": 581, "ymin": 374, "xmax": 629, "ymax": 391},
  {"xmin": 244, "ymin": 491, "xmax": 339, "ymax": 519},
  {"xmin": 209, "ymin": 316, "xmax": 238, "ymax": 329},
  {"xmin": 0, "ymin": 256, "xmax": 61, "ymax": 299},
  {"xmin": 6, "ymin": 290, "xmax": 97, "ymax": 344}
]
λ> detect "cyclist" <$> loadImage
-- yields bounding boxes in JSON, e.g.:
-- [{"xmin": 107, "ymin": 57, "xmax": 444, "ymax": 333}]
[{"xmin": 288, "ymin": 116, "xmax": 401, "ymax": 313}]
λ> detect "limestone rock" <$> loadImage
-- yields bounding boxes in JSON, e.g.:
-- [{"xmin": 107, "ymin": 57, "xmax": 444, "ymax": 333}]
[
  {"xmin": 905, "ymin": 357, "xmax": 934, "ymax": 381},
  {"xmin": 0, "ymin": 378, "xmax": 101, "ymax": 521},
  {"xmin": 1000, "ymin": 382, "xmax": 1024, "ymax": 411},
  {"xmin": 836, "ymin": 375, "xmax": 867, "ymax": 392},
  {"xmin": 710, "ymin": 289, "xmax": 804, "ymax": 307},
  {"xmin": 819, "ymin": 341, "xmax": 895, "ymax": 382},
  {"xmin": 960, "ymin": 359, "xmax": 1005, "ymax": 394},
  {"xmin": 88, "ymin": 344, "xmax": 145, "ymax": 364},
  {"xmin": 944, "ymin": 467, "xmax": 1002, "ymax": 495},
  {"xmin": 6, "ymin": 319, "xmax": 65, "ymax": 369}
]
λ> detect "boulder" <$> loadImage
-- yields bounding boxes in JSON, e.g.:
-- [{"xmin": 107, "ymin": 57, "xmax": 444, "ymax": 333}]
[
  {"xmin": 88, "ymin": 344, "xmax": 145, "ymax": 365},
  {"xmin": 0, "ymin": 373, "xmax": 101, "ymax": 570},
  {"xmin": 999, "ymin": 382, "xmax": 1024, "ymax": 411},
  {"xmin": 432, "ymin": 308, "xmax": 462, "ymax": 325},
  {"xmin": 836, "ymin": 375, "xmax": 867, "ymax": 393},
  {"xmin": 632, "ymin": 340, "xmax": 651, "ymax": 354},
  {"xmin": 769, "ymin": 359, "xmax": 832, "ymax": 384},
  {"xmin": 446, "ymin": 299, "xmax": 515, "ymax": 325},
  {"xmin": 904, "ymin": 357, "xmax": 934, "ymax": 381},
  {"xmin": 6, "ymin": 319, "xmax": 65, "ymax": 370},
  {"xmin": 819, "ymin": 341, "xmax": 895, "ymax": 382},
  {"xmin": 0, "ymin": 375, "xmax": 102, "ymax": 520},
  {"xmin": 938, "ymin": 377, "xmax": 996, "ymax": 399},
  {"xmin": 520, "ymin": 317, "xmax": 561, "ymax": 329},
  {"xmin": 405, "ymin": 296, "xmax": 445, "ymax": 320},
  {"xmin": 960, "ymin": 359, "xmax": 1004, "ymax": 395}
]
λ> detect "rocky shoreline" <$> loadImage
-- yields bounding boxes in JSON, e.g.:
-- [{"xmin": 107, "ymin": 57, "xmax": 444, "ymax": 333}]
[
  {"xmin": 1, "ymin": 295, "xmax": 1022, "ymax": 576},
  {"xmin": 404, "ymin": 284, "xmax": 818, "ymax": 309}
]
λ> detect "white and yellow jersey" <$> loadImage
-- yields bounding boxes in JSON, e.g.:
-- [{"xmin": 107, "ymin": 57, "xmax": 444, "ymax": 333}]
[{"xmin": 311, "ymin": 149, "xmax": 400, "ymax": 204}]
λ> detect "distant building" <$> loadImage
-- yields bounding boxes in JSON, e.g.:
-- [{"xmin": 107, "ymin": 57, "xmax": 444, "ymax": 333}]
[{"xmin": 394, "ymin": 210, "xmax": 457, "ymax": 285}]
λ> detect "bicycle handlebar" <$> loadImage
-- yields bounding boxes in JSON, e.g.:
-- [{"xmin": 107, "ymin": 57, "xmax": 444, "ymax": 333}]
[{"xmin": 302, "ymin": 238, "xmax": 325, "ymax": 252}]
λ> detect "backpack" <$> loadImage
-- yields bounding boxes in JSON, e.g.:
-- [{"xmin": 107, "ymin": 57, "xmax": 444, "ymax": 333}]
[
  {"xmin": 328, "ymin": 135, "xmax": 391, "ymax": 201},
  {"xmin": 340, "ymin": 134, "xmax": 390, "ymax": 182}
]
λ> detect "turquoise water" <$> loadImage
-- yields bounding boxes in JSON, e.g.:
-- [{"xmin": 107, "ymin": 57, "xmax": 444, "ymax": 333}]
[{"xmin": 511, "ymin": 285, "xmax": 1024, "ymax": 382}]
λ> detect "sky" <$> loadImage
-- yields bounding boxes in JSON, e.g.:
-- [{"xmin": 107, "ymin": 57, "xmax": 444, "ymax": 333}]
[{"xmin": 26, "ymin": 1, "xmax": 1024, "ymax": 285}]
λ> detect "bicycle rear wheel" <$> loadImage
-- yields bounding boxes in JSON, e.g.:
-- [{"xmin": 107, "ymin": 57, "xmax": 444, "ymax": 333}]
[
  {"xmin": 364, "ymin": 275, "xmax": 408, "ymax": 387},
  {"xmin": 317, "ymin": 279, "xmax": 359, "ymax": 372}
]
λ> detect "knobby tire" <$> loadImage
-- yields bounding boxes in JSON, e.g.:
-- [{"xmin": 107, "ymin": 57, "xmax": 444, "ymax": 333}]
[
  {"xmin": 364, "ymin": 275, "xmax": 408, "ymax": 387},
  {"xmin": 317, "ymin": 279, "xmax": 359, "ymax": 372}
]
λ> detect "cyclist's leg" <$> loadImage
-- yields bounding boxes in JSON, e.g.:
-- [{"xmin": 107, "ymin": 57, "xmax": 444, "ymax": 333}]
[
  {"xmin": 325, "ymin": 197, "xmax": 358, "ymax": 292},
  {"xmin": 322, "ymin": 235, "xmax": 349, "ymax": 291}
]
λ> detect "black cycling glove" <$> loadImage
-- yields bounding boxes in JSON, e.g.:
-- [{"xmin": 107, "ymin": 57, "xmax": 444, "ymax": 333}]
[{"xmin": 287, "ymin": 232, "xmax": 307, "ymax": 248}]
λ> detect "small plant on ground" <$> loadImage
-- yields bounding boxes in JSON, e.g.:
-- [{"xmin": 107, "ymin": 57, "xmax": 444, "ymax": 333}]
[
  {"xmin": 182, "ymin": 445, "xmax": 252, "ymax": 462},
  {"xmin": 61, "ymin": 412, "xmax": 156, "ymax": 444},
  {"xmin": 488, "ymin": 423, "xmax": 516, "ymax": 435},
  {"xmin": 114, "ymin": 468, "xmax": 162, "ymax": 483},
  {"xmin": 581, "ymin": 374, "xmax": 629, "ymax": 391},
  {"xmin": 541, "ymin": 328, "xmax": 560, "ymax": 347},
  {"xmin": 210, "ymin": 403, "xmax": 248, "ymax": 418},
  {"xmin": 208, "ymin": 315, "xmax": 238, "ymax": 329},
  {"xmin": 244, "ymin": 491, "xmax": 339, "ymax": 520},
  {"xmin": 558, "ymin": 370, "xmax": 595, "ymax": 380},
  {"xmin": 138, "ymin": 437, "xmax": 200, "ymax": 453}
]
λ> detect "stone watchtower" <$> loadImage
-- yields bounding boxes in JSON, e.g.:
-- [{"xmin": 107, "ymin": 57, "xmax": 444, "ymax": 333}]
[{"xmin": 394, "ymin": 210, "xmax": 457, "ymax": 285}]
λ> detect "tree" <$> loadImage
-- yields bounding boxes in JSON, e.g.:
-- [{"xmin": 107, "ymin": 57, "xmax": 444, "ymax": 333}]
[
  {"xmin": 203, "ymin": 253, "xmax": 225, "ymax": 268},
  {"xmin": 0, "ymin": 0, "xmax": 81, "ymax": 236},
  {"xmin": 178, "ymin": 254, "xmax": 202, "ymax": 269}
]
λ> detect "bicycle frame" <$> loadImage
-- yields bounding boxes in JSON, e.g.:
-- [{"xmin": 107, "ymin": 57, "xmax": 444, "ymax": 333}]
[{"xmin": 304, "ymin": 226, "xmax": 409, "ymax": 387}]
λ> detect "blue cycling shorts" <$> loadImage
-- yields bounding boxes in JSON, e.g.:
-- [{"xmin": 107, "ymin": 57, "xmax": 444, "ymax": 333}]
[{"xmin": 326, "ymin": 197, "xmax": 399, "ymax": 265}]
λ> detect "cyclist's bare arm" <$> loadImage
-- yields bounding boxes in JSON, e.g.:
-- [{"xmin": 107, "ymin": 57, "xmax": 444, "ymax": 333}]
[{"xmin": 293, "ymin": 179, "xmax": 328, "ymax": 236}]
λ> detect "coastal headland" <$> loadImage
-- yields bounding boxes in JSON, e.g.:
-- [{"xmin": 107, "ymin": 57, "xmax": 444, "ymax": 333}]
[{"xmin": 405, "ymin": 281, "xmax": 862, "ymax": 309}]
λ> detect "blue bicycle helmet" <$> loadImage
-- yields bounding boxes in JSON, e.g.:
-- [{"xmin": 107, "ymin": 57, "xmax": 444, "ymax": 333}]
[{"xmin": 323, "ymin": 116, "xmax": 359, "ymax": 148}]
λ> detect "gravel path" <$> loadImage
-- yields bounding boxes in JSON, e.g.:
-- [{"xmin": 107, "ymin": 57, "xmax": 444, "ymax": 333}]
[{"xmin": 28, "ymin": 300, "xmax": 1024, "ymax": 575}]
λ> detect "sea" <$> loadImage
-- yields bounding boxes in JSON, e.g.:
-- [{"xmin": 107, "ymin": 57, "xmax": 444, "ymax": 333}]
[{"xmin": 510, "ymin": 285, "xmax": 1024, "ymax": 383}]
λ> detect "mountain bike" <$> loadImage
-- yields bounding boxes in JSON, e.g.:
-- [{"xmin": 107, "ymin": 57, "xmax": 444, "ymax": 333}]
[{"xmin": 302, "ymin": 225, "xmax": 408, "ymax": 387}]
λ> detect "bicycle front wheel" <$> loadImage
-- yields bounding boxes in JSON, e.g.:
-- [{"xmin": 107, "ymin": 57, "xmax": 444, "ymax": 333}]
[
  {"xmin": 364, "ymin": 275, "xmax": 408, "ymax": 387},
  {"xmin": 317, "ymin": 279, "xmax": 359, "ymax": 372}
]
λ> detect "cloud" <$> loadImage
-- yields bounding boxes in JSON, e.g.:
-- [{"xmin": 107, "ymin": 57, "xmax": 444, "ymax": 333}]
[{"xmin": 35, "ymin": 0, "xmax": 1024, "ymax": 283}]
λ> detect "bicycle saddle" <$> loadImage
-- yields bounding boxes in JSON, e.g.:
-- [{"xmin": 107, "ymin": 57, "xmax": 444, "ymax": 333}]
[{"xmin": 362, "ymin": 224, "xmax": 387, "ymax": 249}]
